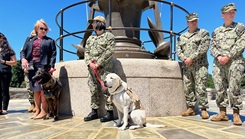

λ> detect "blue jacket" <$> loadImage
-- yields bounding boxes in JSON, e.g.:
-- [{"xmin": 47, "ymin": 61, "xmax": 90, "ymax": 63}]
[{"xmin": 20, "ymin": 36, "xmax": 56, "ymax": 68}]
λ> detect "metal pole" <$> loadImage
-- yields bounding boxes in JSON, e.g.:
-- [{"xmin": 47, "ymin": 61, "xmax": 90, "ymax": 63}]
[
  {"xmin": 109, "ymin": 0, "xmax": 112, "ymax": 26},
  {"xmin": 170, "ymin": 2, "xmax": 174, "ymax": 60},
  {"xmin": 60, "ymin": 10, "xmax": 64, "ymax": 62}
]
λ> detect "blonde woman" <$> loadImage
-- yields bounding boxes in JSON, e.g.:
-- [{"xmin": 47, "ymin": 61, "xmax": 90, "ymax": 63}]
[{"xmin": 20, "ymin": 19, "xmax": 56, "ymax": 119}]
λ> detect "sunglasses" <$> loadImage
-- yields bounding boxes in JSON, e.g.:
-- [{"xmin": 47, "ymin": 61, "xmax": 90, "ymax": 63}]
[{"xmin": 40, "ymin": 27, "xmax": 48, "ymax": 31}]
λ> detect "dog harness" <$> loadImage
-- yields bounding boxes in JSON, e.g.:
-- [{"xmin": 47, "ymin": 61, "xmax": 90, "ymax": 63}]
[
  {"xmin": 42, "ymin": 76, "xmax": 61, "ymax": 98},
  {"xmin": 108, "ymin": 87, "xmax": 144, "ymax": 110},
  {"xmin": 42, "ymin": 76, "xmax": 57, "ymax": 88},
  {"xmin": 126, "ymin": 88, "xmax": 144, "ymax": 110}
]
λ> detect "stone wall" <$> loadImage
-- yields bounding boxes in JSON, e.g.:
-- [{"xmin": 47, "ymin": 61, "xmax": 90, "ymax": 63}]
[{"xmin": 52, "ymin": 58, "xmax": 187, "ymax": 117}]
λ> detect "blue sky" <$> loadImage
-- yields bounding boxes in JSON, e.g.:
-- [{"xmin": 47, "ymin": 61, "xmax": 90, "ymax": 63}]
[{"xmin": 0, "ymin": 0, "xmax": 244, "ymax": 74}]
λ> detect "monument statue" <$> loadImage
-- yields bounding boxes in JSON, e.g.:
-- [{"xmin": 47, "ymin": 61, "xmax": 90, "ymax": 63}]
[
  {"xmin": 55, "ymin": 0, "xmax": 187, "ymax": 117},
  {"xmin": 73, "ymin": 0, "xmax": 170, "ymax": 59}
]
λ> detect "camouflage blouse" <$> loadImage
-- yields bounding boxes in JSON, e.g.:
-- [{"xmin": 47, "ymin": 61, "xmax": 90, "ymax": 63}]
[
  {"xmin": 177, "ymin": 28, "xmax": 210, "ymax": 67},
  {"xmin": 84, "ymin": 32, "xmax": 115, "ymax": 67},
  {"xmin": 210, "ymin": 22, "xmax": 245, "ymax": 63}
]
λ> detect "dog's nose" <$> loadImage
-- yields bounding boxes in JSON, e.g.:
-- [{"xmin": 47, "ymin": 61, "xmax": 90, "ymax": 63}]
[{"xmin": 103, "ymin": 81, "xmax": 107, "ymax": 87}]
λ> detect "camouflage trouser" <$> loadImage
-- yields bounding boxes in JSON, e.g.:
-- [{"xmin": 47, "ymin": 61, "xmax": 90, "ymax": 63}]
[
  {"xmin": 24, "ymin": 73, "xmax": 34, "ymax": 104},
  {"xmin": 87, "ymin": 64, "xmax": 113, "ymax": 110},
  {"xmin": 212, "ymin": 60, "xmax": 244, "ymax": 110},
  {"xmin": 183, "ymin": 65, "xmax": 209, "ymax": 109}
]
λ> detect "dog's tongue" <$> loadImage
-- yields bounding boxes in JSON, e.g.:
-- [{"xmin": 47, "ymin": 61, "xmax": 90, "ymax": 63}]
[{"xmin": 34, "ymin": 79, "xmax": 42, "ymax": 86}]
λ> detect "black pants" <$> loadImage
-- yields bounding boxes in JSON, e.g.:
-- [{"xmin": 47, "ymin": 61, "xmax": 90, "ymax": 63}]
[{"xmin": 0, "ymin": 72, "xmax": 12, "ymax": 110}]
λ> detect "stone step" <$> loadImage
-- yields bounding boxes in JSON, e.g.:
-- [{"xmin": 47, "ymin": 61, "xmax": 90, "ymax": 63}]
[{"xmin": 9, "ymin": 87, "xmax": 28, "ymax": 99}]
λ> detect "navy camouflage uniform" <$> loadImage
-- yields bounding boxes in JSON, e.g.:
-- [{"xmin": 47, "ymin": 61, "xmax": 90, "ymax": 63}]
[
  {"xmin": 24, "ymin": 73, "xmax": 34, "ymax": 104},
  {"xmin": 177, "ymin": 28, "xmax": 210, "ymax": 109},
  {"xmin": 210, "ymin": 22, "xmax": 245, "ymax": 110},
  {"xmin": 84, "ymin": 31, "xmax": 115, "ymax": 110}
]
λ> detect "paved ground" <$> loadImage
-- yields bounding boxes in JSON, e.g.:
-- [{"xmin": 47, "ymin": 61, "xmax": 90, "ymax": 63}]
[{"xmin": 0, "ymin": 99, "xmax": 245, "ymax": 139}]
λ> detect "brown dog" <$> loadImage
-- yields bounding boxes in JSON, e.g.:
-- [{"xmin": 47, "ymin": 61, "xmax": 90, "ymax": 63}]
[{"xmin": 32, "ymin": 68, "xmax": 62, "ymax": 121}]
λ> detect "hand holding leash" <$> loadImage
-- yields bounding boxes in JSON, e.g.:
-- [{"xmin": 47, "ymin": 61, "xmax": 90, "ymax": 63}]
[
  {"xmin": 89, "ymin": 61, "xmax": 98, "ymax": 70},
  {"xmin": 91, "ymin": 61, "xmax": 107, "ymax": 90},
  {"xmin": 21, "ymin": 58, "xmax": 29, "ymax": 69}
]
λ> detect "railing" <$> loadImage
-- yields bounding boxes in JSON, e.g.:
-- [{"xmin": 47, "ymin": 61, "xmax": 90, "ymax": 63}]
[
  {"xmin": 55, "ymin": 0, "xmax": 190, "ymax": 62},
  {"xmin": 206, "ymin": 88, "xmax": 245, "ymax": 100}
]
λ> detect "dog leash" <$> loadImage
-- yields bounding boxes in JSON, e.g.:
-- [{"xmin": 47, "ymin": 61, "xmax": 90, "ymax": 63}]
[
  {"xmin": 93, "ymin": 68, "xmax": 107, "ymax": 91},
  {"xmin": 49, "ymin": 68, "xmax": 56, "ymax": 74},
  {"xmin": 39, "ymin": 90, "xmax": 46, "ymax": 103},
  {"xmin": 91, "ymin": 61, "xmax": 107, "ymax": 91}
]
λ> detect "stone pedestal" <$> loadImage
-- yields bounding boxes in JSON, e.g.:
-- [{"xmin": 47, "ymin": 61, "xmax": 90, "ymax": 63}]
[{"xmin": 53, "ymin": 58, "xmax": 186, "ymax": 117}]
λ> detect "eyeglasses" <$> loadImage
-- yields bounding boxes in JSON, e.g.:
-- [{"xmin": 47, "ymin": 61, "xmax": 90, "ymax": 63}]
[{"xmin": 40, "ymin": 27, "xmax": 48, "ymax": 31}]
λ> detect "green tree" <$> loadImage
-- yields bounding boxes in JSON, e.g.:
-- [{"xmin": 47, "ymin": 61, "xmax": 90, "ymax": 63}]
[
  {"xmin": 241, "ymin": 59, "xmax": 245, "ymax": 89},
  {"xmin": 10, "ymin": 60, "xmax": 25, "ymax": 87},
  {"xmin": 208, "ymin": 72, "xmax": 245, "ymax": 89},
  {"xmin": 241, "ymin": 69, "xmax": 245, "ymax": 89},
  {"xmin": 241, "ymin": 77, "xmax": 245, "ymax": 89},
  {"xmin": 207, "ymin": 73, "xmax": 214, "ymax": 88}
]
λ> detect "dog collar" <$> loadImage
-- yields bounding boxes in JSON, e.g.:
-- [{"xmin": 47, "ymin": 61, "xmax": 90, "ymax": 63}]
[{"xmin": 42, "ymin": 76, "xmax": 56, "ymax": 88}]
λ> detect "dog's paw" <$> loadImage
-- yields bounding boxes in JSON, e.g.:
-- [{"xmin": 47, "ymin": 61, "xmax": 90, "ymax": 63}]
[
  {"xmin": 128, "ymin": 126, "xmax": 135, "ymax": 130},
  {"xmin": 118, "ymin": 126, "xmax": 127, "ymax": 131},
  {"xmin": 43, "ymin": 117, "xmax": 50, "ymax": 120},
  {"xmin": 113, "ymin": 123, "xmax": 122, "ymax": 127},
  {"xmin": 53, "ymin": 116, "xmax": 59, "ymax": 122},
  {"xmin": 128, "ymin": 125, "xmax": 141, "ymax": 130}
]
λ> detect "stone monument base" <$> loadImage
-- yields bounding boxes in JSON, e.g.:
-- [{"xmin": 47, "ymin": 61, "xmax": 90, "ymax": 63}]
[{"xmin": 53, "ymin": 58, "xmax": 186, "ymax": 117}]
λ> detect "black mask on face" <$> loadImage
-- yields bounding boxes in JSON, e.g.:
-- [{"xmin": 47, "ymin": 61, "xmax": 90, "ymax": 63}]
[{"xmin": 95, "ymin": 21, "xmax": 106, "ymax": 31}]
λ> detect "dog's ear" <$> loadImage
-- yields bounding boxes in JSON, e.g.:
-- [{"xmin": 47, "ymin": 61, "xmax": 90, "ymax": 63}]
[
  {"xmin": 105, "ymin": 71, "xmax": 111, "ymax": 76},
  {"xmin": 119, "ymin": 79, "xmax": 122, "ymax": 85},
  {"xmin": 44, "ymin": 65, "xmax": 51, "ymax": 72},
  {"xmin": 37, "ymin": 68, "xmax": 43, "ymax": 71}
]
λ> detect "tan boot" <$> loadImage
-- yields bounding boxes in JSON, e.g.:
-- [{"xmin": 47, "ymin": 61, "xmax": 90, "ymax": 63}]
[
  {"xmin": 28, "ymin": 103, "xmax": 35, "ymax": 112},
  {"xmin": 211, "ymin": 107, "xmax": 229, "ymax": 121},
  {"xmin": 233, "ymin": 109, "xmax": 242, "ymax": 126},
  {"xmin": 181, "ymin": 107, "xmax": 195, "ymax": 116},
  {"xmin": 201, "ymin": 108, "xmax": 209, "ymax": 119},
  {"xmin": 32, "ymin": 107, "xmax": 36, "ymax": 113}
]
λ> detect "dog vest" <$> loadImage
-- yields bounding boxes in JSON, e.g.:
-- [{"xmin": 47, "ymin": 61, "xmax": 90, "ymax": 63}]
[
  {"xmin": 126, "ymin": 88, "xmax": 144, "ymax": 110},
  {"xmin": 107, "ymin": 88, "xmax": 144, "ymax": 110}
]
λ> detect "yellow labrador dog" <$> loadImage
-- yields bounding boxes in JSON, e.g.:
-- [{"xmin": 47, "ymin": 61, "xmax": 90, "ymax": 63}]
[{"xmin": 104, "ymin": 73, "xmax": 165, "ymax": 130}]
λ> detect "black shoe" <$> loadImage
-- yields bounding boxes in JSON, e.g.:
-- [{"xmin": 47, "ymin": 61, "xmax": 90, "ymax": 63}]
[
  {"xmin": 84, "ymin": 109, "xmax": 98, "ymax": 121},
  {"xmin": 100, "ymin": 111, "xmax": 113, "ymax": 122}
]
